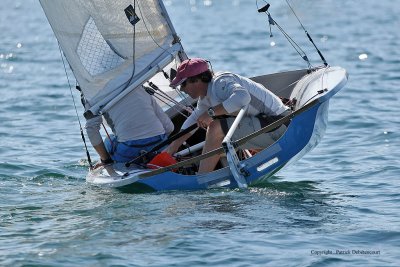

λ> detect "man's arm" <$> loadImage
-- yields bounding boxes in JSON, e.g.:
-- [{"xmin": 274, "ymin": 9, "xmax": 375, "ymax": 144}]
[
  {"xmin": 165, "ymin": 101, "xmax": 205, "ymax": 155},
  {"xmin": 85, "ymin": 115, "xmax": 113, "ymax": 167},
  {"xmin": 164, "ymin": 131, "xmax": 193, "ymax": 155},
  {"xmin": 196, "ymin": 103, "xmax": 228, "ymax": 129},
  {"xmin": 93, "ymin": 142, "xmax": 112, "ymax": 162}
]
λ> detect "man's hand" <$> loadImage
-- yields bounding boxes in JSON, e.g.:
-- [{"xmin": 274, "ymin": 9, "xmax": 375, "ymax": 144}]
[
  {"xmin": 92, "ymin": 160, "xmax": 113, "ymax": 170},
  {"xmin": 197, "ymin": 112, "xmax": 213, "ymax": 129}
]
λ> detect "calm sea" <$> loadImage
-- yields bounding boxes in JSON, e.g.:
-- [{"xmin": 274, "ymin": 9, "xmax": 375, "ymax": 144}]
[{"xmin": 1, "ymin": 0, "xmax": 399, "ymax": 266}]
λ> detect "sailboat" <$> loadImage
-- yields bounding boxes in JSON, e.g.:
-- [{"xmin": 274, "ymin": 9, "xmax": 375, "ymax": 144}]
[{"xmin": 39, "ymin": 0, "xmax": 347, "ymax": 192}]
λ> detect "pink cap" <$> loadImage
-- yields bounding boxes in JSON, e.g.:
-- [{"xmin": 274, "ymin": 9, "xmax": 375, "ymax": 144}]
[{"xmin": 170, "ymin": 58, "xmax": 209, "ymax": 87}]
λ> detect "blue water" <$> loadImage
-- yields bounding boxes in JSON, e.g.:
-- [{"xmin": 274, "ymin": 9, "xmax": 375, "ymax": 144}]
[{"xmin": 1, "ymin": 0, "xmax": 399, "ymax": 266}]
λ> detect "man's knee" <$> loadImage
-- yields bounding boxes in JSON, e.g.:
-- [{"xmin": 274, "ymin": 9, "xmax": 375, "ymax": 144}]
[{"xmin": 207, "ymin": 120, "xmax": 224, "ymax": 138}]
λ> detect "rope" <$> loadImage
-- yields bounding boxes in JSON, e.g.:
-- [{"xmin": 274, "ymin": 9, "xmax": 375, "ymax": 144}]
[
  {"xmin": 102, "ymin": 123, "xmax": 113, "ymax": 148},
  {"xmin": 285, "ymin": 0, "xmax": 328, "ymax": 66},
  {"xmin": 57, "ymin": 43, "xmax": 93, "ymax": 169},
  {"xmin": 255, "ymin": 0, "xmax": 312, "ymax": 69}
]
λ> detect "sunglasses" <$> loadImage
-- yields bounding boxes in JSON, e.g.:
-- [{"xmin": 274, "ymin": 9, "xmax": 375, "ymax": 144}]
[{"xmin": 180, "ymin": 77, "xmax": 197, "ymax": 89}]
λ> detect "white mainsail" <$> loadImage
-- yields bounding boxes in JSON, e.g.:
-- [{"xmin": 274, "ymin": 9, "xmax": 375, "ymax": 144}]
[{"xmin": 39, "ymin": 0, "xmax": 184, "ymax": 115}]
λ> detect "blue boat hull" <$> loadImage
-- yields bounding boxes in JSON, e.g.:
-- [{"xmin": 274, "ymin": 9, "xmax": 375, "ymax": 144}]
[{"xmin": 117, "ymin": 101, "xmax": 328, "ymax": 192}]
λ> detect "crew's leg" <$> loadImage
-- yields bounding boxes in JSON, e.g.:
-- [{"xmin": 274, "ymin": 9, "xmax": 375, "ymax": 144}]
[{"xmin": 198, "ymin": 120, "xmax": 225, "ymax": 174}]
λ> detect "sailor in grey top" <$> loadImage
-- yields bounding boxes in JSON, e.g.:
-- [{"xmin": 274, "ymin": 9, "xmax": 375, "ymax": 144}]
[
  {"xmin": 85, "ymin": 86, "xmax": 174, "ymax": 164},
  {"xmin": 181, "ymin": 72, "xmax": 289, "ymax": 130}
]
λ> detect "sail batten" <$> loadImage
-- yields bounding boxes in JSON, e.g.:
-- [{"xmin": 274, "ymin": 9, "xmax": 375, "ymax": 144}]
[{"xmin": 39, "ymin": 0, "xmax": 181, "ymax": 109}]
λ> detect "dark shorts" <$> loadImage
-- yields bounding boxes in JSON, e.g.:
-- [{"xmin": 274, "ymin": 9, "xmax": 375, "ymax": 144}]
[{"xmin": 219, "ymin": 110, "xmax": 290, "ymax": 149}]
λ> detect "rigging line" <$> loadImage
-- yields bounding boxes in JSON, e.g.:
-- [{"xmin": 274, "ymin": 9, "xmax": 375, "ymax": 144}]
[
  {"xmin": 147, "ymin": 82, "xmax": 182, "ymax": 105},
  {"xmin": 153, "ymin": 80, "xmax": 194, "ymax": 111},
  {"xmin": 273, "ymin": 75, "xmax": 304, "ymax": 96},
  {"xmin": 274, "ymin": 21, "xmax": 313, "ymax": 69},
  {"xmin": 267, "ymin": 12, "xmax": 313, "ymax": 69},
  {"xmin": 285, "ymin": 0, "xmax": 306, "ymax": 32},
  {"xmin": 152, "ymin": 94, "xmax": 189, "ymax": 118},
  {"xmin": 101, "ymin": 123, "xmax": 113, "ymax": 147},
  {"xmin": 57, "ymin": 43, "xmax": 93, "ymax": 169},
  {"xmin": 143, "ymin": 85, "xmax": 189, "ymax": 117},
  {"xmin": 155, "ymin": 91, "xmax": 182, "ymax": 106},
  {"xmin": 147, "ymin": 82, "xmax": 190, "ymax": 110},
  {"xmin": 154, "ymin": 92, "xmax": 189, "ymax": 112},
  {"xmin": 149, "ymin": 88, "xmax": 186, "ymax": 110},
  {"xmin": 256, "ymin": 0, "xmax": 312, "ymax": 69},
  {"xmin": 175, "ymin": 88, "xmax": 195, "ymax": 110},
  {"xmin": 285, "ymin": 0, "xmax": 328, "ymax": 66}
]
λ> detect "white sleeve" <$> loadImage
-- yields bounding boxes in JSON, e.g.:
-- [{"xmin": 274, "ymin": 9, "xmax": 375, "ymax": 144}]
[
  {"xmin": 214, "ymin": 77, "xmax": 251, "ymax": 113},
  {"xmin": 85, "ymin": 115, "xmax": 103, "ymax": 146},
  {"xmin": 181, "ymin": 100, "xmax": 208, "ymax": 129},
  {"xmin": 181, "ymin": 111, "xmax": 198, "ymax": 130}
]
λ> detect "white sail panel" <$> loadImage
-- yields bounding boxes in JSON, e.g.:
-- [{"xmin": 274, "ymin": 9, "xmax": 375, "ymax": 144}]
[
  {"xmin": 39, "ymin": 0, "xmax": 177, "ymax": 105},
  {"xmin": 77, "ymin": 17, "xmax": 126, "ymax": 76}
]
